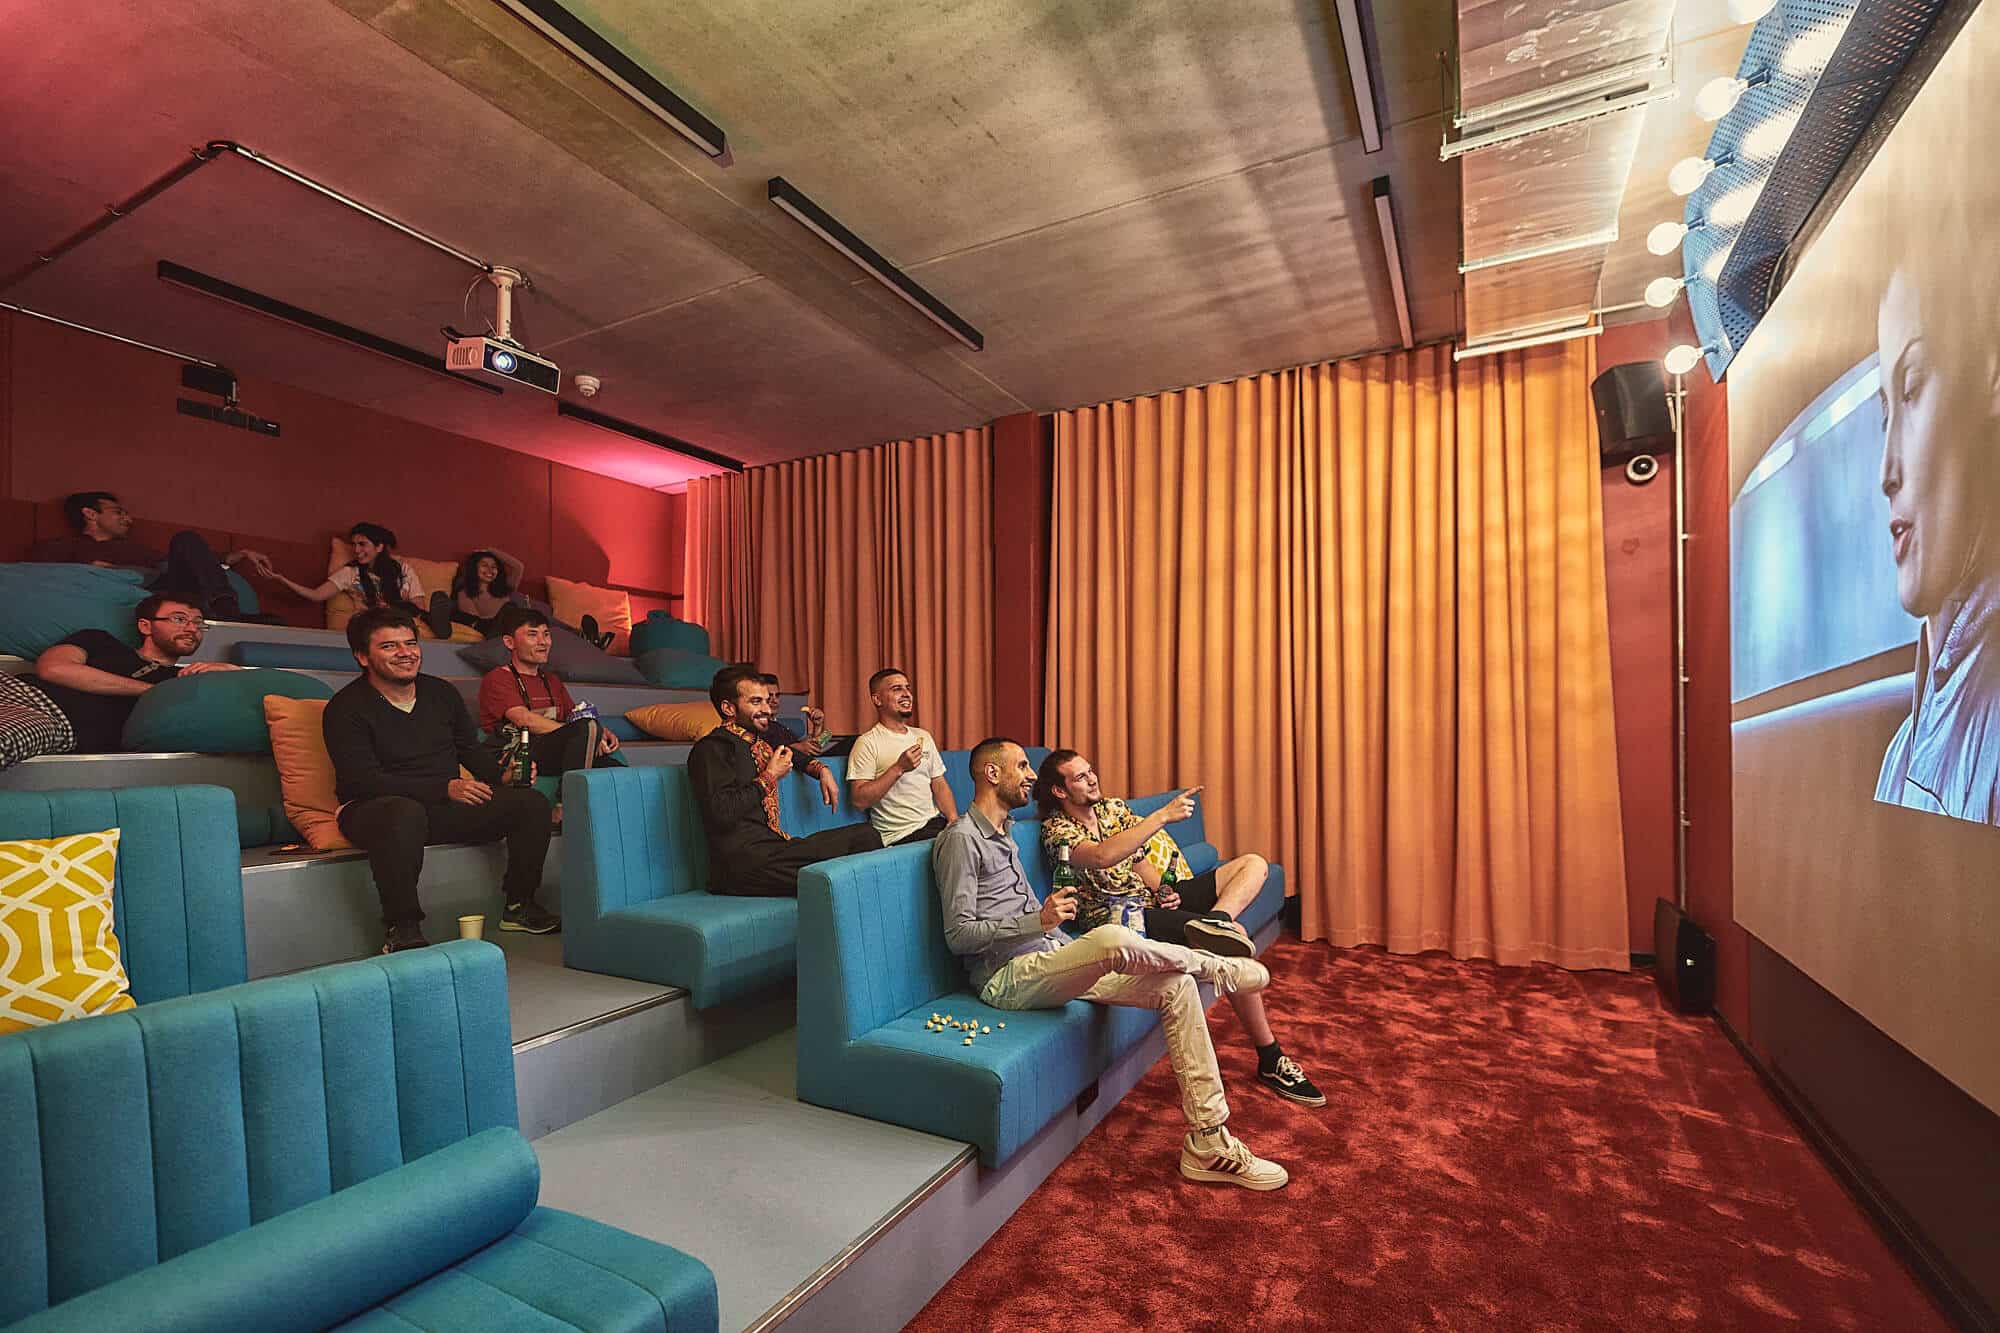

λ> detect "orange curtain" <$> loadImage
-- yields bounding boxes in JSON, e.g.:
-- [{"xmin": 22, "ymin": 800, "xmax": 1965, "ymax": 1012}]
[
  {"xmin": 683, "ymin": 471, "xmax": 753, "ymax": 661},
  {"xmin": 684, "ymin": 429, "xmax": 994, "ymax": 747},
  {"xmin": 1047, "ymin": 343, "xmax": 1628, "ymax": 971}
]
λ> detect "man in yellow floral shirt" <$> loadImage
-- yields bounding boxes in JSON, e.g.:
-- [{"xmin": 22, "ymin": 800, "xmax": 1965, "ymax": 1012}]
[{"xmin": 1037, "ymin": 749, "xmax": 1325, "ymax": 1108}]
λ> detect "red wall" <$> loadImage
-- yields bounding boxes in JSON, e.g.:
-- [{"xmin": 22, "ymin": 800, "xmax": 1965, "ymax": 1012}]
[
  {"xmin": 1595, "ymin": 322, "xmax": 1679, "ymax": 954},
  {"xmin": 2, "ymin": 311, "xmax": 683, "ymax": 614},
  {"xmin": 989, "ymin": 411, "xmax": 1051, "ymax": 743}
]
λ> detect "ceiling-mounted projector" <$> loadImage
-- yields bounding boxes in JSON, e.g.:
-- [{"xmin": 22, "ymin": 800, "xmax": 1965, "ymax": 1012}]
[
  {"xmin": 445, "ymin": 334, "xmax": 559, "ymax": 394},
  {"xmin": 445, "ymin": 265, "xmax": 558, "ymax": 393}
]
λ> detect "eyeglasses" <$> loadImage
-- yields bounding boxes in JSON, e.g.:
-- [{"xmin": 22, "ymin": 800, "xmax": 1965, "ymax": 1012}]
[{"xmin": 153, "ymin": 614, "xmax": 207, "ymax": 629}]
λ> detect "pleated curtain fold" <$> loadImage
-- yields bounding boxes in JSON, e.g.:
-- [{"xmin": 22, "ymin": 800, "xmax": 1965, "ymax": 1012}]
[
  {"xmin": 1047, "ymin": 342, "xmax": 1630, "ymax": 971},
  {"xmin": 682, "ymin": 428, "xmax": 994, "ymax": 748}
]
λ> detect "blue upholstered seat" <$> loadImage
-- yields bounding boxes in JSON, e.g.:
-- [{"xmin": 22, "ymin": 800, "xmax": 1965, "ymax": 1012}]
[
  {"xmin": 560, "ymin": 746, "xmax": 1052, "ymax": 1006},
  {"xmin": 796, "ymin": 792, "xmax": 1284, "ymax": 1167},
  {"xmin": 0, "ymin": 942, "xmax": 717, "ymax": 1332},
  {"xmin": 0, "ymin": 785, "xmax": 246, "ymax": 1002}
]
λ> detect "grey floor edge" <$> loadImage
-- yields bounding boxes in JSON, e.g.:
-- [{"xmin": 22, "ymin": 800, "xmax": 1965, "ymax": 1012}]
[
  {"xmin": 516, "ymin": 984, "xmax": 795, "ymax": 1140},
  {"xmin": 762, "ymin": 1023, "xmax": 1172, "ymax": 1332}
]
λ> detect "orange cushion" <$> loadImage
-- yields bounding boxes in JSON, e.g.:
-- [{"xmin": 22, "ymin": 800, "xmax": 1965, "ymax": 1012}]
[
  {"xmin": 264, "ymin": 696, "xmax": 350, "ymax": 849},
  {"xmin": 547, "ymin": 575, "xmax": 633, "ymax": 655},
  {"xmin": 625, "ymin": 701, "xmax": 721, "ymax": 742}
]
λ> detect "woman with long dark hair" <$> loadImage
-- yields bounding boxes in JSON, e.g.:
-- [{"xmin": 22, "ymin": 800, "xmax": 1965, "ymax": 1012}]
[
  {"xmin": 447, "ymin": 547, "xmax": 527, "ymax": 636},
  {"xmin": 257, "ymin": 523, "xmax": 453, "ymax": 639}
]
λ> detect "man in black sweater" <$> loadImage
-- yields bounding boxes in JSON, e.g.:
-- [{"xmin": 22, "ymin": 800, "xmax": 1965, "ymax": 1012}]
[
  {"xmin": 323, "ymin": 607, "xmax": 558, "ymax": 952},
  {"xmin": 686, "ymin": 664, "xmax": 880, "ymax": 896}
]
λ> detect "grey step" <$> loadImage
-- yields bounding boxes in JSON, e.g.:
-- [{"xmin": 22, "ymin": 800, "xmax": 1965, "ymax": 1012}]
[
  {"xmin": 242, "ymin": 837, "xmax": 564, "ymax": 977},
  {"xmin": 488, "ymin": 932, "xmax": 794, "ymax": 1139}
]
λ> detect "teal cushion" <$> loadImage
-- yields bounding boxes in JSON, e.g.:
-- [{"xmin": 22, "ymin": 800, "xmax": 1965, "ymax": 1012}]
[
  {"xmin": 222, "ymin": 567, "xmax": 259, "ymax": 616},
  {"xmin": 0, "ymin": 563, "xmax": 147, "ymax": 658},
  {"xmin": 8, "ymin": 1129, "xmax": 540, "ymax": 1333},
  {"xmin": 630, "ymin": 611, "xmax": 710, "ymax": 657},
  {"xmin": 122, "ymin": 669, "xmax": 334, "ymax": 754},
  {"xmin": 634, "ymin": 646, "xmax": 728, "ymax": 690}
]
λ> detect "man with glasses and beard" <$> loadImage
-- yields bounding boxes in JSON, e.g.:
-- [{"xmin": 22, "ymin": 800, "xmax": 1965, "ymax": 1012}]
[{"xmin": 0, "ymin": 595, "xmax": 241, "ymax": 770}]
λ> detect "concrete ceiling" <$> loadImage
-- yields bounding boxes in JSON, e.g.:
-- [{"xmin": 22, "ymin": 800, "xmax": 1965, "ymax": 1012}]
[{"xmin": 0, "ymin": 1, "xmax": 1749, "ymax": 489}]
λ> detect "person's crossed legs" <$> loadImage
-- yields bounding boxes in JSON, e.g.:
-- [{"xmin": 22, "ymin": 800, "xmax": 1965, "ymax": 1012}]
[
  {"xmin": 337, "ymin": 786, "xmax": 556, "ymax": 949},
  {"xmin": 980, "ymin": 924, "xmax": 1289, "ymax": 1189}
]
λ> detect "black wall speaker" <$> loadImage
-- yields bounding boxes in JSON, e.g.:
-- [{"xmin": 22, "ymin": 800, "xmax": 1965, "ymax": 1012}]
[
  {"xmin": 1652, "ymin": 897, "xmax": 1716, "ymax": 1015},
  {"xmin": 1592, "ymin": 362, "xmax": 1674, "ymax": 466}
]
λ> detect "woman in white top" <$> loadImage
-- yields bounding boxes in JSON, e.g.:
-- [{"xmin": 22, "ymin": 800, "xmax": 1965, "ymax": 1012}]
[{"xmin": 252, "ymin": 522, "xmax": 453, "ymax": 639}]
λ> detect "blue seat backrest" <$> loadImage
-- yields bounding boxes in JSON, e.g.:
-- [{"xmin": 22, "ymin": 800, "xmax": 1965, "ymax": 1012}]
[
  {"xmin": 777, "ymin": 755, "xmax": 859, "ymax": 835},
  {"xmin": 0, "ymin": 786, "xmax": 246, "ymax": 1002},
  {"xmin": 565, "ymin": 765, "xmax": 710, "ymax": 912},
  {"xmin": 0, "ymin": 941, "xmax": 515, "ymax": 1324},
  {"xmin": 797, "ymin": 842, "xmax": 962, "ymax": 1049}
]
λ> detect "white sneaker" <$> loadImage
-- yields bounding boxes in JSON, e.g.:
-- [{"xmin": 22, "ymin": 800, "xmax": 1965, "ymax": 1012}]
[
  {"xmin": 1193, "ymin": 953, "xmax": 1268, "ymax": 995},
  {"xmin": 1180, "ymin": 1127, "xmax": 1288, "ymax": 1190}
]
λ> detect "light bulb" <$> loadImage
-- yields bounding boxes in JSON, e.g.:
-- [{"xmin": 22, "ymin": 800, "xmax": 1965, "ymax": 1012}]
[
  {"xmin": 1727, "ymin": 0, "xmax": 1778, "ymax": 22},
  {"xmin": 1645, "ymin": 276, "xmax": 1685, "ymax": 309},
  {"xmin": 1647, "ymin": 221, "xmax": 1689, "ymax": 256},
  {"xmin": 1740, "ymin": 109, "xmax": 1802, "ymax": 161},
  {"xmin": 1696, "ymin": 76, "xmax": 1746, "ymax": 122},
  {"xmin": 1668, "ymin": 156, "xmax": 1717, "ymax": 196},
  {"xmin": 1665, "ymin": 345, "xmax": 1704, "ymax": 376}
]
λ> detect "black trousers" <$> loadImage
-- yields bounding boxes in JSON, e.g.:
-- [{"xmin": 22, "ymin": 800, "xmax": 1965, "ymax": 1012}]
[
  {"xmin": 150, "ymin": 531, "xmax": 241, "ymax": 618},
  {"xmin": 1140, "ymin": 869, "xmax": 1230, "ymax": 945},
  {"xmin": 337, "ymin": 788, "xmax": 553, "ymax": 929},
  {"xmin": 719, "ymin": 822, "xmax": 882, "ymax": 898},
  {"xmin": 528, "ymin": 718, "xmax": 606, "ymax": 778}
]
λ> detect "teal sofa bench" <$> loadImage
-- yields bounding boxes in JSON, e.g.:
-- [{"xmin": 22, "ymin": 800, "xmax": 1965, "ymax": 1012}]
[
  {"xmin": 794, "ymin": 793, "xmax": 1283, "ymax": 1167},
  {"xmin": 0, "ymin": 941, "xmax": 718, "ymax": 1332},
  {"xmin": 559, "ymin": 747, "xmax": 1050, "ymax": 1007},
  {"xmin": 0, "ymin": 785, "xmax": 246, "ymax": 1002}
]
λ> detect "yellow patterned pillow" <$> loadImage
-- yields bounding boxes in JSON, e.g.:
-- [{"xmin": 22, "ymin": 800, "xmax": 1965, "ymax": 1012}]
[{"xmin": 0, "ymin": 828, "xmax": 135, "ymax": 1034}]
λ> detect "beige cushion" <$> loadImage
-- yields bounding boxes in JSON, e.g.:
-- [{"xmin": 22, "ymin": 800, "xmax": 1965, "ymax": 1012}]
[{"xmin": 547, "ymin": 575, "xmax": 633, "ymax": 655}]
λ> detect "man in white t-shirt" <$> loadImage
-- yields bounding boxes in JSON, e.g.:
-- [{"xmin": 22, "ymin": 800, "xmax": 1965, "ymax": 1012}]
[{"xmin": 846, "ymin": 667, "xmax": 959, "ymax": 846}]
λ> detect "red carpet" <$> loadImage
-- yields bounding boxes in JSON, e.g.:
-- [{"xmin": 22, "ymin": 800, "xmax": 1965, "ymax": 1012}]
[{"xmin": 907, "ymin": 938, "xmax": 1948, "ymax": 1332}]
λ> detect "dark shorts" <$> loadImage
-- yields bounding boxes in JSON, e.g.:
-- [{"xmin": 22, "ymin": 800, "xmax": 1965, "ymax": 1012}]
[{"xmin": 1140, "ymin": 869, "xmax": 1228, "ymax": 945}]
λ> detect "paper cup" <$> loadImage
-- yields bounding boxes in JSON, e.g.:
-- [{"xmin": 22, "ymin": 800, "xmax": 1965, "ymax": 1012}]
[{"xmin": 458, "ymin": 914, "xmax": 486, "ymax": 940}]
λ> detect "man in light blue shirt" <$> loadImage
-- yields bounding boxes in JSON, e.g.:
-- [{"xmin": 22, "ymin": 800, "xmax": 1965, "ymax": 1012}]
[{"xmin": 931, "ymin": 736, "xmax": 1291, "ymax": 1191}]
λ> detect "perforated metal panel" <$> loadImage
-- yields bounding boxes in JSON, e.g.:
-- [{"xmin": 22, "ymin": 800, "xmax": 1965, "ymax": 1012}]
[{"xmin": 1683, "ymin": 0, "xmax": 1957, "ymax": 379}]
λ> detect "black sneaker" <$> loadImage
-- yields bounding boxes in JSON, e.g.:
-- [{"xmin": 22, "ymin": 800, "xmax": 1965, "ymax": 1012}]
[
  {"xmin": 1259, "ymin": 1054, "xmax": 1327, "ymax": 1107},
  {"xmin": 501, "ymin": 900, "xmax": 561, "ymax": 934},
  {"xmin": 1184, "ymin": 916, "xmax": 1255, "ymax": 958},
  {"xmin": 382, "ymin": 923, "xmax": 431, "ymax": 954},
  {"xmin": 426, "ymin": 592, "xmax": 456, "ymax": 641},
  {"xmin": 578, "ymin": 614, "xmax": 613, "ymax": 649}
]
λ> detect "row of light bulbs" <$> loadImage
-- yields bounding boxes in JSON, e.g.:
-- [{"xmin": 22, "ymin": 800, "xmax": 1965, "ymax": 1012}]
[{"xmin": 1651, "ymin": 0, "xmax": 1850, "ymax": 374}]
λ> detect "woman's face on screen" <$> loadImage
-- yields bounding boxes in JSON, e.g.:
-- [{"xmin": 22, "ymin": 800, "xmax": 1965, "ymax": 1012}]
[{"xmin": 1877, "ymin": 268, "xmax": 1995, "ymax": 620}]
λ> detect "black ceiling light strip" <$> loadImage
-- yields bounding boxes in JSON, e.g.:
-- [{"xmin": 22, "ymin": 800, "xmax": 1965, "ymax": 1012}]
[
  {"xmin": 766, "ymin": 177, "xmax": 985, "ymax": 352},
  {"xmin": 156, "ymin": 260, "xmax": 502, "ymax": 395},
  {"xmin": 492, "ymin": 0, "xmax": 728, "ymax": 158},
  {"xmin": 556, "ymin": 400, "xmax": 743, "ymax": 472}
]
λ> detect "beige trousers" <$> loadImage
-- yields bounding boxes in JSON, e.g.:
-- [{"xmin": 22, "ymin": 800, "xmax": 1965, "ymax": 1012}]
[{"xmin": 979, "ymin": 924, "xmax": 1228, "ymax": 1130}]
